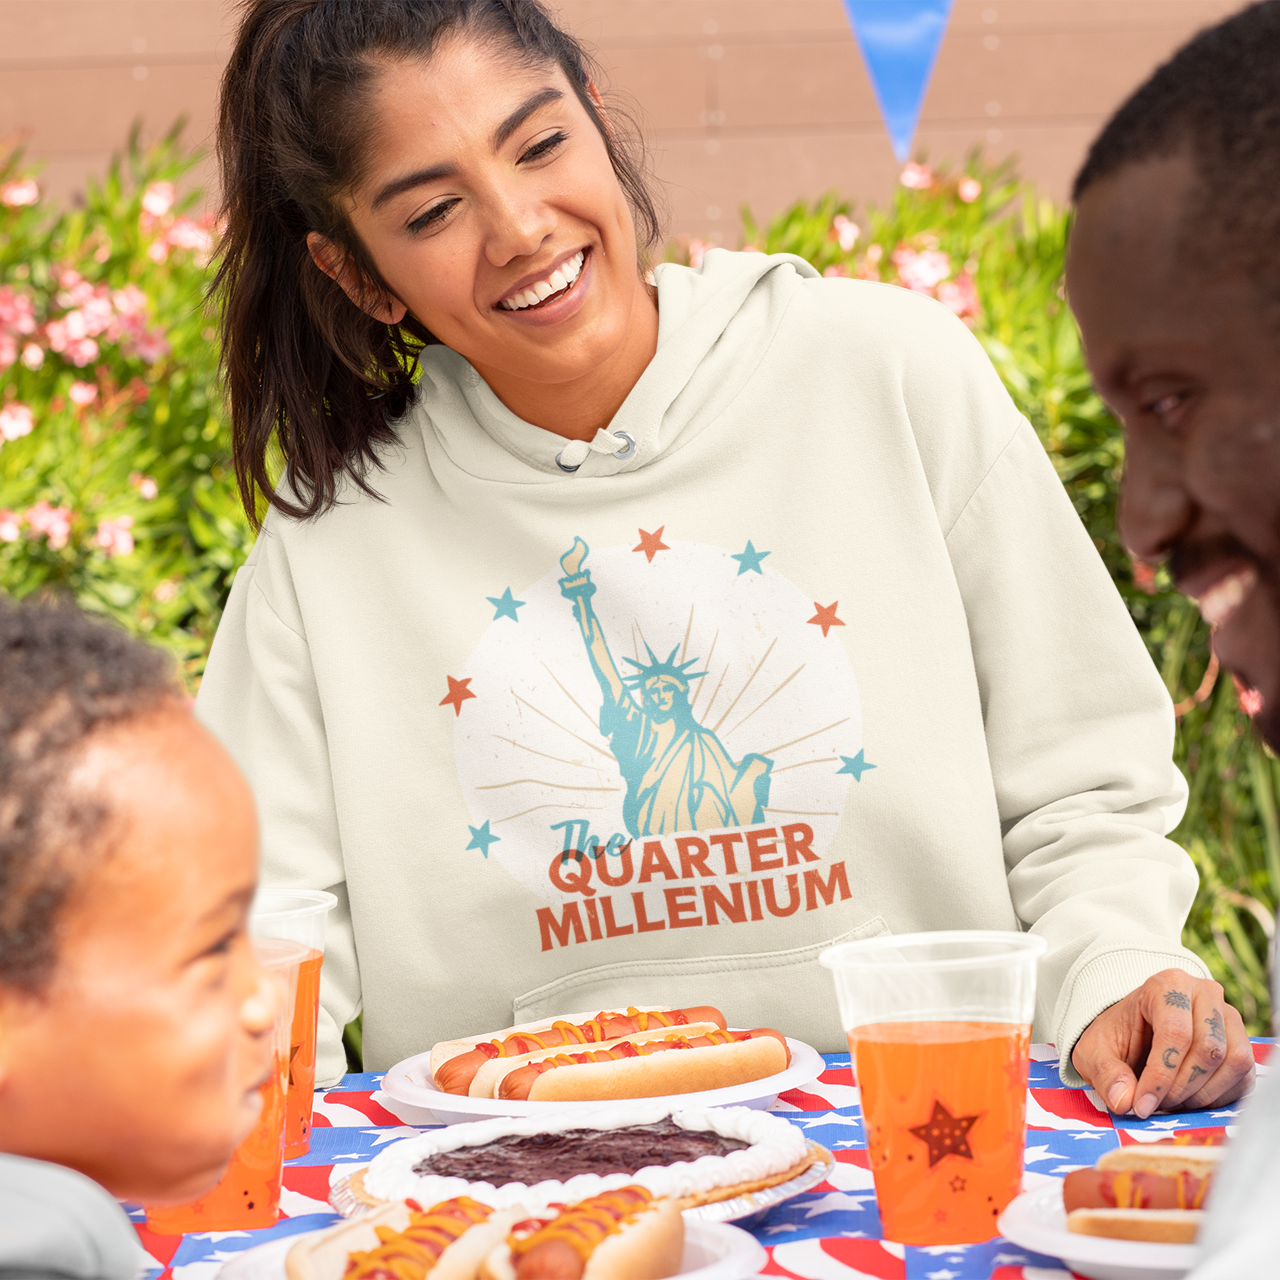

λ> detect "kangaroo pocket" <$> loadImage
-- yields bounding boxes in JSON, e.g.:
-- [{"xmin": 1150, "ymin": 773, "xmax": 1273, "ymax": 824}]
[{"xmin": 511, "ymin": 916, "xmax": 890, "ymax": 1055}]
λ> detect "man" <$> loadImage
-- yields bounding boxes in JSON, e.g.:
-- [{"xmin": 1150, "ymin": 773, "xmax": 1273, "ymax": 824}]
[{"xmin": 1066, "ymin": 2, "xmax": 1280, "ymax": 1271}]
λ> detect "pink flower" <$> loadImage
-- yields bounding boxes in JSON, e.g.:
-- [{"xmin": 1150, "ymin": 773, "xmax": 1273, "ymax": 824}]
[
  {"xmin": 20, "ymin": 343, "xmax": 43, "ymax": 370},
  {"xmin": 25, "ymin": 501, "xmax": 72, "ymax": 550},
  {"xmin": 94, "ymin": 514, "xmax": 135, "ymax": 558},
  {"xmin": 0, "ymin": 333, "xmax": 13, "ymax": 369},
  {"xmin": 131, "ymin": 328, "xmax": 170, "ymax": 363},
  {"xmin": 0, "ymin": 286, "xmax": 37, "ymax": 336},
  {"xmin": 899, "ymin": 162, "xmax": 933, "ymax": 190},
  {"xmin": 69, "ymin": 381, "xmax": 98, "ymax": 407},
  {"xmin": 958, "ymin": 177, "xmax": 982, "ymax": 204},
  {"xmin": 687, "ymin": 238, "xmax": 710, "ymax": 270},
  {"xmin": 1131, "ymin": 559, "xmax": 1159, "ymax": 595},
  {"xmin": 1, "ymin": 178, "xmax": 39, "ymax": 207},
  {"xmin": 892, "ymin": 247, "xmax": 952, "ymax": 293},
  {"xmin": 1233, "ymin": 675, "xmax": 1264, "ymax": 718},
  {"xmin": 937, "ymin": 271, "xmax": 980, "ymax": 323},
  {"xmin": 141, "ymin": 181, "xmax": 176, "ymax": 220},
  {"xmin": 166, "ymin": 216, "xmax": 214, "ymax": 254},
  {"xmin": 0, "ymin": 402, "xmax": 34, "ymax": 442},
  {"xmin": 130, "ymin": 471, "xmax": 159, "ymax": 500},
  {"xmin": 0, "ymin": 509, "xmax": 21, "ymax": 542},
  {"xmin": 111, "ymin": 285, "xmax": 146, "ymax": 316},
  {"xmin": 832, "ymin": 214, "xmax": 859, "ymax": 253},
  {"xmin": 153, "ymin": 578, "xmax": 179, "ymax": 603},
  {"xmin": 822, "ymin": 263, "xmax": 851, "ymax": 278}
]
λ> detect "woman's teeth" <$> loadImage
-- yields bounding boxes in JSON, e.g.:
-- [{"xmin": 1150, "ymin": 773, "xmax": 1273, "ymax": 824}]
[
  {"xmin": 1197, "ymin": 565, "xmax": 1258, "ymax": 627},
  {"xmin": 500, "ymin": 251, "xmax": 585, "ymax": 311}
]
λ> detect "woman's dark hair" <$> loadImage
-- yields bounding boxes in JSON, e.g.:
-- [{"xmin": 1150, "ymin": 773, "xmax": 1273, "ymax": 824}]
[
  {"xmin": 0, "ymin": 595, "xmax": 180, "ymax": 994},
  {"xmin": 215, "ymin": 0, "xmax": 663, "ymax": 525}
]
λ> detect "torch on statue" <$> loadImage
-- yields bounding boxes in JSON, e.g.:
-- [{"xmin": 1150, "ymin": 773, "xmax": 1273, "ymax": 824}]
[{"xmin": 558, "ymin": 537, "xmax": 773, "ymax": 838}]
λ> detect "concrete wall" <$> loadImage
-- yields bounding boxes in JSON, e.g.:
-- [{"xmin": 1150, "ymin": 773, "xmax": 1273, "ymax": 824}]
[{"xmin": 0, "ymin": 0, "xmax": 1241, "ymax": 237}]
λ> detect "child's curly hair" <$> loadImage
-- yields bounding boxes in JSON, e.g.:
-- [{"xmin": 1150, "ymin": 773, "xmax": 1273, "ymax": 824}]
[{"xmin": 0, "ymin": 595, "xmax": 181, "ymax": 993}]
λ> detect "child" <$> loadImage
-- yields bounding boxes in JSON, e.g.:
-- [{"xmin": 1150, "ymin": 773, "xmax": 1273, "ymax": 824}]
[{"xmin": 0, "ymin": 596, "xmax": 276, "ymax": 1275}]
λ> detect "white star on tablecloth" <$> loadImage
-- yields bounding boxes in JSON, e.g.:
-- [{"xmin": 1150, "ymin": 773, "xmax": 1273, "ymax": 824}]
[{"xmin": 802, "ymin": 1191, "xmax": 876, "ymax": 1218}]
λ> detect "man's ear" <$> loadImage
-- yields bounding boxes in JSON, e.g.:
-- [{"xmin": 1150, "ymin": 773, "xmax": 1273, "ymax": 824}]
[{"xmin": 306, "ymin": 232, "xmax": 408, "ymax": 325}]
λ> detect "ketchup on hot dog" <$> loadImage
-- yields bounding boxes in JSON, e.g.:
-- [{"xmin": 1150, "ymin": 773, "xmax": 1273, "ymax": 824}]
[{"xmin": 1062, "ymin": 1168, "xmax": 1211, "ymax": 1213}]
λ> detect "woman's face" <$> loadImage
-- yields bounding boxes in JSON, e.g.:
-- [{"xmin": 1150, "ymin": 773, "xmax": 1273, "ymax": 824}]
[{"xmin": 333, "ymin": 38, "xmax": 651, "ymax": 396}]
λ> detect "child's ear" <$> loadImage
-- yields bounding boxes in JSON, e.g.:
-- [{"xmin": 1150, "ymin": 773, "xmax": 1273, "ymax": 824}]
[{"xmin": 306, "ymin": 232, "xmax": 408, "ymax": 325}]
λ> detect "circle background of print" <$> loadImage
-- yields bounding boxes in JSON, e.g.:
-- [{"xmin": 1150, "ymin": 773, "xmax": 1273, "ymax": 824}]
[
  {"xmin": 250, "ymin": 890, "xmax": 337, "ymax": 1157},
  {"xmin": 819, "ymin": 931, "xmax": 1046, "ymax": 1246}
]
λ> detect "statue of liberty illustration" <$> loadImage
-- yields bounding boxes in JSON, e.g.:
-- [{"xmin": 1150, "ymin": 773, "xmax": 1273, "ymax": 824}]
[{"xmin": 559, "ymin": 537, "xmax": 773, "ymax": 837}]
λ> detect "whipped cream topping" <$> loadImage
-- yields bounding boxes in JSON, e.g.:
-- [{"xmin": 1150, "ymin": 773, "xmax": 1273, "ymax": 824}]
[{"xmin": 361, "ymin": 1103, "xmax": 809, "ymax": 1210}]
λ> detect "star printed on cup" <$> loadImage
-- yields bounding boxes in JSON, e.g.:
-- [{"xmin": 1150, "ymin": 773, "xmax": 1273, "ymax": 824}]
[{"xmin": 909, "ymin": 1100, "xmax": 980, "ymax": 1167}]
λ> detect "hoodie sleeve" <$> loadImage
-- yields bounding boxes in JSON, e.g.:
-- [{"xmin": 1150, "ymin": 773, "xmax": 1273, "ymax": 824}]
[
  {"xmin": 943, "ymin": 416, "xmax": 1208, "ymax": 1086},
  {"xmin": 196, "ymin": 534, "xmax": 359, "ymax": 1088}
]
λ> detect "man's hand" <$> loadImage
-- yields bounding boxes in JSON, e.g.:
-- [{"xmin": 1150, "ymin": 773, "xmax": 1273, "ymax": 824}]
[{"xmin": 1071, "ymin": 971, "xmax": 1255, "ymax": 1117}]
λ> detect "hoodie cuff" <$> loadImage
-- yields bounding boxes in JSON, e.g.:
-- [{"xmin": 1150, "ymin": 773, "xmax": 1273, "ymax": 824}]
[{"xmin": 1053, "ymin": 946, "xmax": 1211, "ymax": 1088}]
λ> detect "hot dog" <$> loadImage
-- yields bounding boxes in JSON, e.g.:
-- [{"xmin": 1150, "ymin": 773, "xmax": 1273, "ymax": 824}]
[
  {"xmin": 431, "ymin": 1008, "xmax": 727, "ymax": 1096},
  {"xmin": 492, "ymin": 1028, "xmax": 791, "ymax": 1102},
  {"xmin": 479, "ymin": 1186, "xmax": 683, "ymax": 1280},
  {"xmin": 1063, "ymin": 1144, "xmax": 1225, "ymax": 1244},
  {"xmin": 285, "ymin": 1197, "xmax": 527, "ymax": 1280}
]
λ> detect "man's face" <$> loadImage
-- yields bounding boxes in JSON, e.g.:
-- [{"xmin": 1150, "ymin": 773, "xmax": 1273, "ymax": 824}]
[
  {"xmin": 0, "ymin": 707, "xmax": 278, "ymax": 1203},
  {"xmin": 1067, "ymin": 156, "xmax": 1280, "ymax": 747}
]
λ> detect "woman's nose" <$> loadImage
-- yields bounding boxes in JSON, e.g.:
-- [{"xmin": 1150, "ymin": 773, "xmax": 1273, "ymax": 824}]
[{"xmin": 483, "ymin": 184, "xmax": 557, "ymax": 268}]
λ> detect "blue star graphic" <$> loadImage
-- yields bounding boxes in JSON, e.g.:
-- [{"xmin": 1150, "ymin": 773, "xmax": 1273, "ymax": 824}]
[
  {"xmin": 486, "ymin": 587, "xmax": 525, "ymax": 622},
  {"xmin": 731, "ymin": 540, "xmax": 771, "ymax": 576},
  {"xmin": 466, "ymin": 820, "xmax": 501, "ymax": 857},
  {"xmin": 837, "ymin": 750, "xmax": 877, "ymax": 782}
]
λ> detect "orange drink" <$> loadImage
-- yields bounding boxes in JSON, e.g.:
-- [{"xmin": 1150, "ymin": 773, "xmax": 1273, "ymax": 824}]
[
  {"xmin": 852, "ymin": 1020, "xmax": 1030, "ymax": 1245},
  {"xmin": 145, "ymin": 1047, "xmax": 288, "ymax": 1232},
  {"xmin": 144, "ymin": 936, "xmax": 304, "ymax": 1233},
  {"xmin": 249, "ymin": 889, "xmax": 336, "ymax": 1158},
  {"xmin": 285, "ymin": 947, "xmax": 324, "ymax": 1157},
  {"xmin": 821, "ymin": 931, "xmax": 1046, "ymax": 1247}
]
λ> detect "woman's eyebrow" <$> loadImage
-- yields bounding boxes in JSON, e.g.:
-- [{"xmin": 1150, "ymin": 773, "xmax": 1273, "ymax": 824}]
[
  {"xmin": 369, "ymin": 88, "xmax": 564, "ymax": 212},
  {"xmin": 492, "ymin": 87, "xmax": 564, "ymax": 149}
]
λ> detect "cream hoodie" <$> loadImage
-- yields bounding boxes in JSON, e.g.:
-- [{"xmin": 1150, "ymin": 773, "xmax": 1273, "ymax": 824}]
[{"xmin": 197, "ymin": 249, "xmax": 1208, "ymax": 1087}]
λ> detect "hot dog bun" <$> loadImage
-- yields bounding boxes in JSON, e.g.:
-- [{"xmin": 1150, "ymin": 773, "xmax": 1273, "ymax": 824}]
[
  {"xmin": 467, "ymin": 1024, "xmax": 723, "ymax": 1098},
  {"xmin": 495, "ymin": 1030, "xmax": 790, "ymax": 1102},
  {"xmin": 286, "ymin": 1199, "xmax": 526, "ymax": 1280},
  {"xmin": 1063, "ymin": 1143, "xmax": 1226, "ymax": 1244},
  {"xmin": 432, "ymin": 1008, "xmax": 727, "ymax": 1096},
  {"xmin": 479, "ymin": 1187, "xmax": 683, "ymax": 1280}
]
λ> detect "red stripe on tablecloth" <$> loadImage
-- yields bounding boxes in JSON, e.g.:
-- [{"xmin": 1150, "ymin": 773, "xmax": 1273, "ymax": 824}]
[
  {"xmin": 283, "ymin": 1163, "xmax": 337, "ymax": 1202},
  {"xmin": 1116, "ymin": 1127, "xmax": 1228, "ymax": 1146},
  {"xmin": 1028, "ymin": 1088, "xmax": 1113, "ymax": 1128},
  {"xmin": 319, "ymin": 1091, "xmax": 404, "ymax": 1126},
  {"xmin": 1254, "ymin": 1042, "xmax": 1272, "ymax": 1065},
  {"xmin": 777, "ymin": 1087, "xmax": 836, "ymax": 1111},
  {"xmin": 834, "ymin": 1148, "xmax": 871, "ymax": 1168},
  {"xmin": 819, "ymin": 1066, "xmax": 855, "ymax": 1088},
  {"xmin": 821, "ymin": 1237, "xmax": 906, "ymax": 1278}
]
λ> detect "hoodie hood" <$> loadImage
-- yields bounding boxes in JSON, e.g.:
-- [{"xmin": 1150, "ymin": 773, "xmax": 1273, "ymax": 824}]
[{"xmin": 408, "ymin": 249, "xmax": 819, "ymax": 484}]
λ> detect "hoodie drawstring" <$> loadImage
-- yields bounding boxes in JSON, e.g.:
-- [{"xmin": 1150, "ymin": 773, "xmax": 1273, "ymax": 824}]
[{"xmin": 555, "ymin": 429, "xmax": 637, "ymax": 473}]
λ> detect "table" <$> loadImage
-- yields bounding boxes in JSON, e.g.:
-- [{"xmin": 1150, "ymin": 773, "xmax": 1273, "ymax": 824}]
[{"xmin": 126, "ymin": 1040, "xmax": 1273, "ymax": 1280}]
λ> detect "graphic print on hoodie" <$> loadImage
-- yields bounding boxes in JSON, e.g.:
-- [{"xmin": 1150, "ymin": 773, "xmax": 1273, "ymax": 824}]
[{"xmin": 452, "ymin": 530, "xmax": 867, "ymax": 952}]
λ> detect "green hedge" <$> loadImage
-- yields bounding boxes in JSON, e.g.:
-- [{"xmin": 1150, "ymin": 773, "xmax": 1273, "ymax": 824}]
[{"xmin": 2, "ymin": 137, "xmax": 1273, "ymax": 1032}]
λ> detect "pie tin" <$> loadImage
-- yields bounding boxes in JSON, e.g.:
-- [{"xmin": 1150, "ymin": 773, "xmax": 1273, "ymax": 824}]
[{"xmin": 328, "ymin": 1141, "xmax": 835, "ymax": 1226}]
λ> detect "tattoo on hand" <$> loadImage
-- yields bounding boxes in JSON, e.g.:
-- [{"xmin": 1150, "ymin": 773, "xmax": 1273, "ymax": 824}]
[
  {"xmin": 1206, "ymin": 1009, "xmax": 1226, "ymax": 1044},
  {"xmin": 1162, "ymin": 1047, "xmax": 1180, "ymax": 1069},
  {"xmin": 1164, "ymin": 990, "xmax": 1192, "ymax": 1010},
  {"xmin": 1188, "ymin": 1065, "xmax": 1208, "ymax": 1083}
]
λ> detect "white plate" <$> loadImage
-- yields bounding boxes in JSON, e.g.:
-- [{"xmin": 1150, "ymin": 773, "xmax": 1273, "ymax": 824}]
[
  {"xmin": 217, "ymin": 1217, "xmax": 766, "ymax": 1280},
  {"xmin": 379, "ymin": 1037, "xmax": 825, "ymax": 1125},
  {"xmin": 997, "ymin": 1182, "xmax": 1200, "ymax": 1280}
]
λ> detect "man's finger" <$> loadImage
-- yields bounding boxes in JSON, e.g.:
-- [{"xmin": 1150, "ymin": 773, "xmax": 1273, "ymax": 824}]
[
  {"xmin": 1130, "ymin": 977, "xmax": 1196, "ymax": 1117},
  {"xmin": 1179, "ymin": 1002, "xmax": 1255, "ymax": 1111},
  {"xmin": 1088, "ymin": 1055, "xmax": 1140, "ymax": 1115}
]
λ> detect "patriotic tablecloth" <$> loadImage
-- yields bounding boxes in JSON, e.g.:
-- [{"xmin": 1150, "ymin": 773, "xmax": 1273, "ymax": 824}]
[{"xmin": 126, "ymin": 1040, "xmax": 1273, "ymax": 1280}]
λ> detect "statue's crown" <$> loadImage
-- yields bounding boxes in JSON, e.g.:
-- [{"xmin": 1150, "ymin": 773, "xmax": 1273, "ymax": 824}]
[{"xmin": 622, "ymin": 644, "xmax": 707, "ymax": 690}]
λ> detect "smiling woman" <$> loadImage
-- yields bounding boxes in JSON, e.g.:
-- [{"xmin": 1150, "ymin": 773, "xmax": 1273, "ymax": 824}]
[
  {"xmin": 216, "ymin": 0, "xmax": 661, "ymax": 521},
  {"xmin": 198, "ymin": 0, "xmax": 1253, "ymax": 1129}
]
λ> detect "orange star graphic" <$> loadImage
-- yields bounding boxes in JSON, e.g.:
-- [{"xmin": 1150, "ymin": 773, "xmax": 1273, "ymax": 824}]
[
  {"xmin": 439, "ymin": 675, "xmax": 477, "ymax": 717},
  {"xmin": 808, "ymin": 600, "xmax": 845, "ymax": 637},
  {"xmin": 633, "ymin": 526, "xmax": 670, "ymax": 563}
]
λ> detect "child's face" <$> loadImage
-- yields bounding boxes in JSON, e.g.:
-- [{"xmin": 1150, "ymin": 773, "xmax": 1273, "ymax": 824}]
[
  {"xmin": 333, "ymin": 38, "xmax": 652, "ymax": 402},
  {"xmin": 0, "ymin": 706, "xmax": 278, "ymax": 1203}
]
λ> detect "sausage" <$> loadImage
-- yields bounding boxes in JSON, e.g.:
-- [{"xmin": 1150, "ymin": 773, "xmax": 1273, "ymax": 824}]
[
  {"xmin": 433, "ymin": 1007, "xmax": 727, "ymax": 1095},
  {"xmin": 1063, "ymin": 1168, "xmax": 1210, "ymax": 1212}
]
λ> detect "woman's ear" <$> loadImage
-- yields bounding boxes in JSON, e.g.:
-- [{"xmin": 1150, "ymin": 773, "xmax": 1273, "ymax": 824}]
[
  {"xmin": 306, "ymin": 232, "xmax": 408, "ymax": 325},
  {"xmin": 586, "ymin": 80, "xmax": 614, "ymax": 139}
]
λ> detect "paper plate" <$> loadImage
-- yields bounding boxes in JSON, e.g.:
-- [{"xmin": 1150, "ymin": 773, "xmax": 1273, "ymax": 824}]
[
  {"xmin": 997, "ymin": 1181, "xmax": 1200, "ymax": 1280},
  {"xmin": 378, "ymin": 1036, "xmax": 825, "ymax": 1125},
  {"xmin": 218, "ymin": 1216, "xmax": 767, "ymax": 1280}
]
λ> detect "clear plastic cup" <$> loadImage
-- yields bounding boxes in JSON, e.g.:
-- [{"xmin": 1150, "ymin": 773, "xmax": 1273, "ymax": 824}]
[
  {"xmin": 145, "ymin": 936, "xmax": 305, "ymax": 1232},
  {"xmin": 819, "ymin": 930, "xmax": 1047, "ymax": 1246},
  {"xmin": 249, "ymin": 889, "xmax": 336, "ymax": 1158}
]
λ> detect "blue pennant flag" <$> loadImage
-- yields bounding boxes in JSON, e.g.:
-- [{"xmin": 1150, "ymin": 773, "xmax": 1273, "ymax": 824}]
[{"xmin": 842, "ymin": 0, "xmax": 954, "ymax": 162}]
